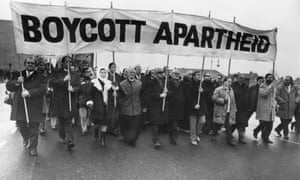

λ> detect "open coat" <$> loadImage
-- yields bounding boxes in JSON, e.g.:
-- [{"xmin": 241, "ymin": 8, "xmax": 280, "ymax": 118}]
[
  {"xmin": 6, "ymin": 70, "xmax": 47, "ymax": 123},
  {"xmin": 256, "ymin": 83, "xmax": 276, "ymax": 121},
  {"xmin": 276, "ymin": 85, "xmax": 298, "ymax": 119},
  {"xmin": 212, "ymin": 86, "xmax": 237, "ymax": 125}
]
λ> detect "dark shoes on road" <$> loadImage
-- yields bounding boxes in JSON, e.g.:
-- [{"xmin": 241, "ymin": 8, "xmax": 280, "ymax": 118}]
[
  {"xmin": 29, "ymin": 149, "xmax": 37, "ymax": 156},
  {"xmin": 154, "ymin": 140, "xmax": 161, "ymax": 149}
]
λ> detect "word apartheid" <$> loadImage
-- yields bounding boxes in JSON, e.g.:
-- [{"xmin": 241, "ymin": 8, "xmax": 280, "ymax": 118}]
[{"xmin": 11, "ymin": 2, "xmax": 277, "ymax": 61}]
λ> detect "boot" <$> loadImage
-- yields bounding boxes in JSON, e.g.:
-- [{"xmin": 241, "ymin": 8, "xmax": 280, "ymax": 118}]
[
  {"xmin": 238, "ymin": 130, "xmax": 247, "ymax": 144},
  {"xmin": 94, "ymin": 126, "xmax": 99, "ymax": 140},
  {"xmin": 100, "ymin": 132, "xmax": 106, "ymax": 147}
]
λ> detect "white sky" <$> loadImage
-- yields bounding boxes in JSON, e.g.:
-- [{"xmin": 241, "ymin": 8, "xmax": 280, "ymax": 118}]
[{"xmin": 1, "ymin": 0, "xmax": 300, "ymax": 77}]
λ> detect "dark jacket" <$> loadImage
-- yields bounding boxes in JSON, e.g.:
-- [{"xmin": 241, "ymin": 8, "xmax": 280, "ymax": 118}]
[
  {"xmin": 186, "ymin": 79, "xmax": 208, "ymax": 116},
  {"xmin": 168, "ymin": 79, "xmax": 185, "ymax": 121},
  {"xmin": 232, "ymin": 82, "xmax": 251, "ymax": 127},
  {"xmin": 6, "ymin": 70, "xmax": 47, "ymax": 123},
  {"xmin": 249, "ymin": 84, "xmax": 260, "ymax": 114},
  {"xmin": 119, "ymin": 79, "xmax": 142, "ymax": 116},
  {"xmin": 49, "ymin": 70, "xmax": 80, "ymax": 118},
  {"xmin": 146, "ymin": 78, "xmax": 172, "ymax": 125},
  {"xmin": 78, "ymin": 76, "xmax": 92, "ymax": 107},
  {"xmin": 86, "ymin": 79, "xmax": 107, "ymax": 121}
]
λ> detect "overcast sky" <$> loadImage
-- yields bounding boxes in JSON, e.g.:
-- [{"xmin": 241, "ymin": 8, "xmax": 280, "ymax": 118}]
[{"xmin": 1, "ymin": 0, "xmax": 300, "ymax": 77}]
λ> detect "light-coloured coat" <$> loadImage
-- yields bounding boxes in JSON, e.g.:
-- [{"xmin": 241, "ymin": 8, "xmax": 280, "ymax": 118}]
[
  {"xmin": 256, "ymin": 83, "xmax": 276, "ymax": 121},
  {"xmin": 212, "ymin": 86, "xmax": 237, "ymax": 124},
  {"xmin": 276, "ymin": 85, "xmax": 298, "ymax": 119}
]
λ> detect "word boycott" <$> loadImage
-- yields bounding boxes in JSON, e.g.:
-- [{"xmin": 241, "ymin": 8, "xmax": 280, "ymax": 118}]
[{"xmin": 21, "ymin": 15, "xmax": 270, "ymax": 53}]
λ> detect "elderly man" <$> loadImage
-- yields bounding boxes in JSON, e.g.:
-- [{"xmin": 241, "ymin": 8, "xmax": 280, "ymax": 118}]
[
  {"xmin": 255, "ymin": 73, "xmax": 278, "ymax": 144},
  {"xmin": 119, "ymin": 68, "xmax": 143, "ymax": 146},
  {"xmin": 275, "ymin": 76, "xmax": 298, "ymax": 140},
  {"xmin": 6, "ymin": 56, "xmax": 47, "ymax": 156}
]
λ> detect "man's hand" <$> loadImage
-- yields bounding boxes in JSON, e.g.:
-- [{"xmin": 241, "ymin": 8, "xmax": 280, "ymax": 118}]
[
  {"xmin": 21, "ymin": 89, "xmax": 30, "ymax": 98},
  {"xmin": 64, "ymin": 74, "xmax": 71, "ymax": 82},
  {"xmin": 160, "ymin": 92, "xmax": 167, "ymax": 98},
  {"xmin": 86, "ymin": 100, "xmax": 94, "ymax": 109},
  {"xmin": 142, "ymin": 108, "xmax": 147, "ymax": 113},
  {"xmin": 17, "ymin": 76, "xmax": 24, "ymax": 83},
  {"xmin": 198, "ymin": 87, "xmax": 203, "ymax": 93},
  {"xmin": 194, "ymin": 104, "xmax": 200, "ymax": 110},
  {"xmin": 68, "ymin": 85, "xmax": 74, "ymax": 92}
]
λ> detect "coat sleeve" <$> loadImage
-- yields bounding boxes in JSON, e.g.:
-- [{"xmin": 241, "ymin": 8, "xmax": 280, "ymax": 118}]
[
  {"xmin": 275, "ymin": 87, "xmax": 285, "ymax": 105},
  {"xmin": 259, "ymin": 84, "xmax": 273, "ymax": 97}
]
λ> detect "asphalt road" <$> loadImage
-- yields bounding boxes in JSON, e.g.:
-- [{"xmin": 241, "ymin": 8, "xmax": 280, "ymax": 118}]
[{"xmin": 0, "ymin": 83, "xmax": 300, "ymax": 180}]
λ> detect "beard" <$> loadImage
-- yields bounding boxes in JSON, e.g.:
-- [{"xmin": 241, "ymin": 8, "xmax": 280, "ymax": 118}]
[{"xmin": 266, "ymin": 80, "xmax": 273, "ymax": 84}]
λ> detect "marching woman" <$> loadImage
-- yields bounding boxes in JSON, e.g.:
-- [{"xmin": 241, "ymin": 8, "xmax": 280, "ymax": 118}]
[
  {"xmin": 86, "ymin": 68, "xmax": 112, "ymax": 147},
  {"xmin": 118, "ymin": 68, "xmax": 142, "ymax": 147}
]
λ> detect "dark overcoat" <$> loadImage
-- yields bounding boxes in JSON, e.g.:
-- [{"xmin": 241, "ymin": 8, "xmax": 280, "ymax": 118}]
[
  {"xmin": 49, "ymin": 70, "xmax": 80, "ymax": 119},
  {"xmin": 168, "ymin": 79, "xmax": 185, "ymax": 121},
  {"xmin": 186, "ymin": 79, "xmax": 208, "ymax": 117},
  {"xmin": 6, "ymin": 70, "xmax": 47, "ymax": 123},
  {"xmin": 232, "ymin": 82, "xmax": 251, "ymax": 128},
  {"xmin": 146, "ymin": 78, "xmax": 172, "ymax": 125}
]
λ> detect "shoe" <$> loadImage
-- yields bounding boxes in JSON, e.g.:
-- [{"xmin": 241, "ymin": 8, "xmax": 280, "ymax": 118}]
[
  {"xmin": 39, "ymin": 128, "xmax": 46, "ymax": 136},
  {"xmin": 227, "ymin": 140, "xmax": 237, "ymax": 147},
  {"xmin": 67, "ymin": 140, "xmax": 75, "ymax": 150},
  {"xmin": 128, "ymin": 140, "xmax": 136, "ymax": 147},
  {"xmin": 283, "ymin": 136, "xmax": 289, "ymax": 140},
  {"xmin": 59, "ymin": 139, "xmax": 66, "ymax": 144},
  {"xmin": 275, "ymin": 129, "xmax": 282, "ymax": 137},
  {"xmin": 238, "ymin": 139, "xmax": 247, "ymax": 144},
  {"xmin": 100, "ymin": 133, "xmax": 106, "ymax": 147},
  {"xmin": 29, "ymin": 149, "xmax": 37, "ymax": 156},
  {"xmin": 263, "ymin": 139, "xmax": 273, "ymax": 144},
  {"xmin": 253, "ymin": 129, "xmax": 258, "ymax": 139},
  {"xmin": 291, "ymin": 122, "xmax": 296, "ymax": 131},
  {"xmin": 170, "ymin": 138, "xmax": 177, "ymax": 145},
  {"xmin": 190, "ymin": 140, "xmax": 198, "ymax": 146},
  {"xmin": 81, "ymin": 131, "xmax": 87, "ymax": 136},
  {"xmin": 154, "ymin": 141, "xmax": 161, "ymax": 149},
  {"xmin": 196, "ymin": 136, "xmax": 201, "ymax": 143}
]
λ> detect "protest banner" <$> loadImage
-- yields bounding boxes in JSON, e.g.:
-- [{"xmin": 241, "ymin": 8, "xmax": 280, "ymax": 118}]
[{"xmin": 11, "ymin": 2, "xmax": 277, "ymax": 61}]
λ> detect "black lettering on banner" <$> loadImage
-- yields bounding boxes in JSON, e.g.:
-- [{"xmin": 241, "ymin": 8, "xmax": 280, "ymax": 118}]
[
  {"xmin": 183, "ymin": 25, "xmax": 199, "ymax": 47},
  {"xmin": 131, "ymin": 20, "xmax": 146, "ymax": 43},
  {"xmin": 215, "ymin": 28, "xmax": 227, "ymax": 49},
  {"xmin": 200, "ymin": 26, "xmax": 214, "ymax": 48},
  {"xmin": 240, "ymin": 33, "xmax": 252, "ymax": 52},
  {"xmin": 80, "ymin": 18, "xmax": 97, "ymax": 42},
  {"xmin": 98, "ymin": 18, "xmax": 115, "ymax": 42},
  {"xmin": 174, "ymin": 23, "xmax": 187, "ymax": 45},
  {"xmin": 251, "ymin": 35, "xmax": 259, "ymax": 52},
  {"xmin": 43, "ymin": 16, "xmax": 64, "ymax": 43},
  {"xmin": 225, "ymin": 31, "xmax": 241, "ymax": 50},
  {"xmin": 62, "ymin": 17, "xmax": 81, "ymax": 43},
  {"xmin": 257, "ymin": 35, "xmax": 270, "ymax": 53},
  {"xmin": 21, "ymin": 15, "xmax": 42, "ymax": 42},
  {"xmin": 153, "ymin": 22, "xmax": 172, "ymax": 44},
  {"xmin": 115, "ymin": 19, "xmax": 130, "ymax": 42}
]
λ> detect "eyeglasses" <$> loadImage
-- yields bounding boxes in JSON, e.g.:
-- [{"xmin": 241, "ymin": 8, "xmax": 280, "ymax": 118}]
[{"xmin": 26, "ymin": 62, "xmax": 35, "ymax": 65}]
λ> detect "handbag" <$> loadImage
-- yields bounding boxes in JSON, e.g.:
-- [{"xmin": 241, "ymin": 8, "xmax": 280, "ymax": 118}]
[{"xmin": 4, "ymin": 91, "xmax": 13, "ymax": 105}]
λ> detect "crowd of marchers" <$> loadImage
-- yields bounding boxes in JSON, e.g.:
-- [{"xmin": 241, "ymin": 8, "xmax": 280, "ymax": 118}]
[{"xmin": 4, "ymin": 55, "xmax": 300, "ymax": 156}]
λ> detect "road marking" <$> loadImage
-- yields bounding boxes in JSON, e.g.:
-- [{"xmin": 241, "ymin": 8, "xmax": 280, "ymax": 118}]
[{"xmin": 276, "ymin": 137, "xmax": 300, "ymax": 146}]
